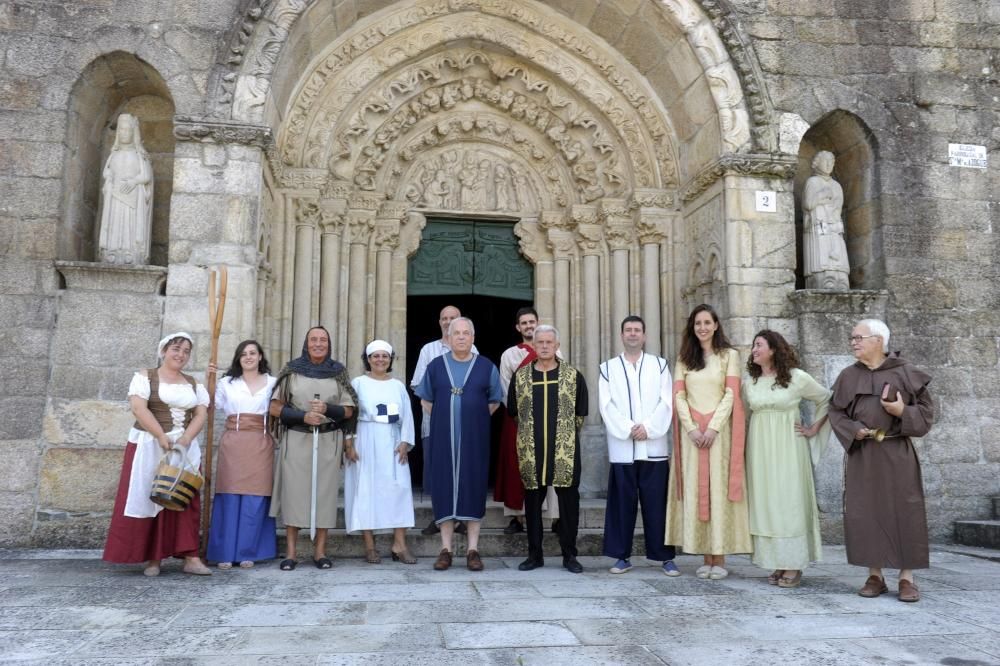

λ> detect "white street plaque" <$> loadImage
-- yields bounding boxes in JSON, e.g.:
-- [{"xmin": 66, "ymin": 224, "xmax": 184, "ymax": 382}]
[{"xmin": 948, "ymin": 143, "xmax": 987, "ymax": 169}]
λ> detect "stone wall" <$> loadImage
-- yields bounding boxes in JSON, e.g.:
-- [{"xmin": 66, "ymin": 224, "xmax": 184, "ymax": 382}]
[
  {"xmin": 0, "ymin": 0, "xmax": 243, "ymax": 547},
  {"xmin": 731, "ymin": 0, "xmax": 1000, "ymax": 538},
  {"xmin": 0, "ymin": 0, "xmax": 997, "ymax": 546}
]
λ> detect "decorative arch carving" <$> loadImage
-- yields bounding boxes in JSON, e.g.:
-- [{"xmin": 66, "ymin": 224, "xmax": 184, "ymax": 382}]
[
  {"xmin": 278, "ymin": 25, "xmax": 676, "ymax": 201},
  {"xmin": 212, "ymin": 0, "xmax": 769, "ymax": 152}
]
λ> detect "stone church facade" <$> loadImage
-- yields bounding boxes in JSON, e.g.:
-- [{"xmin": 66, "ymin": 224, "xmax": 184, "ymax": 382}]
[{"xmin": 0, "ymin": 0, "xmax": 996, "ymax": 547}]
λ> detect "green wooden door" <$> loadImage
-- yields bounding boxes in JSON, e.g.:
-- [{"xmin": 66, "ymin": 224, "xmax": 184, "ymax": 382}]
[{"xmin": 407, "ymin": 220, "xmax": 533, "ymax": 300}]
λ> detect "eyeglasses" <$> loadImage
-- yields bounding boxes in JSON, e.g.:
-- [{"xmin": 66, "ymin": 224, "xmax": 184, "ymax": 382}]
[{"xmin": 848, "ymin": 335, "xmax": 879, "ymax": 344}]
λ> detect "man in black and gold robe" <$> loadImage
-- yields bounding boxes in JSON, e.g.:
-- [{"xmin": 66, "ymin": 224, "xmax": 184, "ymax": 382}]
[{"xmin": 507, "ymin": 324, "xmax": 588, "ymax": 573}]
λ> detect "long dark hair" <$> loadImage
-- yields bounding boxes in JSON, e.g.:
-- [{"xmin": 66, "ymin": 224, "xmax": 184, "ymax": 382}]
[
  {"xmin": 678, "ymin": 304, "xmax": 732, "ymax": 371},
  {"xmin": 224, "ymin": 339, "xmax": 271, "ymax": 378},
  {"xmin": 746, "ymin": 329, "xmax": 798, "ymax": 388}
]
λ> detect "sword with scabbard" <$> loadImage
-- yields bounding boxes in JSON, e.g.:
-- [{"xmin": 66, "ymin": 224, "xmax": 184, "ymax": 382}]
[{"xmin": 310, "ymin": 392, "xmax": 320, "ymax": 541}]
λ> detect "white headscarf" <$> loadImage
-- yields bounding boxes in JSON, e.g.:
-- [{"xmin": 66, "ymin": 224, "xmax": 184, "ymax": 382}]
[
  {"xmin": 365, "ymin": 339, "xmax": 393, "ymax": 356},
  {"xmin": 157, "ymin": 331, "xmax": 194, "ymax": 359}
]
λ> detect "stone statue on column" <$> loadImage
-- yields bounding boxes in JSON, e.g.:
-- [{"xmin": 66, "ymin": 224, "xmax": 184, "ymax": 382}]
[
  {"xmin": 802, "ymin": 150, "xmax": 850, "ymax": 289},
  {"xmin": 97, "ymin": 114, "xmax": 153, "ymax": 265}
]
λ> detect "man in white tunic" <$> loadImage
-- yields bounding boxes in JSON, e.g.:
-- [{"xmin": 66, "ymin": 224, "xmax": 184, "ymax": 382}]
[
  {"xmin": 599, "ymin": 315, "xmax": 679, "ymax": 576},
  {"xmin": 410, "ymin": 304, "xmax": 476, "ymax": 535}
]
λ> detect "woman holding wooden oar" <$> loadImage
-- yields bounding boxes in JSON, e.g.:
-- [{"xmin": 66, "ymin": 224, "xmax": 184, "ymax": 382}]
[{"xmin": 206, "ymin": 341, "xmax": 278, "ymax": 569}]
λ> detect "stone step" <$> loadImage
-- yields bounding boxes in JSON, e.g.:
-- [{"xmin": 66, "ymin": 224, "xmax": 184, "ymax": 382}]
[
  {"xmin": 954, "ymin": 520, "xmax": 1000, "ymax": 549},
  {"xmin": 308, "ymin": 498, "xmax": 639, "ymax": 531},
  {"xmin": 271, "ymin": 496, "xmax": 657, "ymax": 559},
  {"xmin": 992, "ymin": 496, "xmax": 1000, "ymax": 520},
  {"xmin": 278, "ymin": 527, "xmax": 649, "ymax": 559}
]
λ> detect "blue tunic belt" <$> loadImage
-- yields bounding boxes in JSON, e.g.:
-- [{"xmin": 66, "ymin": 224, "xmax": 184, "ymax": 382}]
[{"xmin": 415, "ymin": 353, "xmax": 502, "ymax": 523}]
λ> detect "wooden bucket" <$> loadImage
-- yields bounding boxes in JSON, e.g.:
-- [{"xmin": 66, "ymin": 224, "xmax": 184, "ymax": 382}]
[{"xmin": 150, "ymin": 447, "xmax": 203, "ymax": 511}]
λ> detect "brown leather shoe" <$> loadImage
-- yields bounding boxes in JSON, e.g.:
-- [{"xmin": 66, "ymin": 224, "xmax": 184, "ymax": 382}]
[
  {"xmin": 858, "ymin": 574, "xmax": 888, "ymax": 598},
  {"xmin": 898, "ymin": 579, "xmax": 920, "ymax": 602},
  {"xmin": 433, "ymin": 549, "xmax": 452, "ymax": 571},
  {"xmin": 466, "ymin": 549, "xmax": 484, "ymax": 571}
]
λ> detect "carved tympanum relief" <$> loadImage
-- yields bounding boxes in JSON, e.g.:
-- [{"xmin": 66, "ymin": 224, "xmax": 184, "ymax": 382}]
[{"xmin": 402, "ymin": 147, "xmax": 541, "ymax": 214}]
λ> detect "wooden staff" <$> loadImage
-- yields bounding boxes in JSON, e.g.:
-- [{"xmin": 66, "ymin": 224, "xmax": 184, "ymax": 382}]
[{"xmin": 200, "ymin": 266, "xmax": 228, "ymax": 557}]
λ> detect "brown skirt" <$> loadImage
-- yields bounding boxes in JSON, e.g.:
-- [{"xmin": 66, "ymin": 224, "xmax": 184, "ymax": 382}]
[
  {"xmin": 102, "ymin": 442, "xmax": 200, "ymax": 564},
  {"xmin": 215, "ymin": 414, "xmax": 274, "ymax": 496}
]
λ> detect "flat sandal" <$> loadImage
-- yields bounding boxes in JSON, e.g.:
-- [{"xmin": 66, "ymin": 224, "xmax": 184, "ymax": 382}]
[
  {"xmin": 767, "ymin": 569, "xmax": 784, "ymax": 585},
  {"xmin": 391, "ymin": 548, "xmax": 417, "ymax": 564},
  {"xmin": 778, "ymin": 571, "xmax": 802, "ymax": 588},
  {"xmin": 365, "ymin": 548, "xmax": 382, "ymax": 564}
]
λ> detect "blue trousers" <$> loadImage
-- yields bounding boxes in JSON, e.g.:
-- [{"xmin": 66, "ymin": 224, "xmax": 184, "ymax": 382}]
[{"xmin": 602, "ymin": 460, "xmax": 676, "ymax": 562}]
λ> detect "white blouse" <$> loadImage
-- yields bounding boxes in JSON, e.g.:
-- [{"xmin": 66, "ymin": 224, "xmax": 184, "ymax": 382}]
[
  {"xmin": 214, "ymin": 374, "xmax": 277, "ymax": 419},
  {"xmin": 123, "ymin": 371, "xmax": 210, "ymax": 519}
]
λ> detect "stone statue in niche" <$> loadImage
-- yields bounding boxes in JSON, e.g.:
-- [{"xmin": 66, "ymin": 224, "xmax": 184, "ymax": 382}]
[
  {"xmin": 97, "ymin": 114, "xmax": 153, "ymax": 265},
  {"xmin": 802, "ymin": 150, "xmax": 850, "ymax": 289}
]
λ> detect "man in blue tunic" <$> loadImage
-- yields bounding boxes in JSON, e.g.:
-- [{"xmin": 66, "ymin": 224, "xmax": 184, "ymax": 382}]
[{"xmin": 415, "ymin": 316, "xmax": 502, "ymax": 571}]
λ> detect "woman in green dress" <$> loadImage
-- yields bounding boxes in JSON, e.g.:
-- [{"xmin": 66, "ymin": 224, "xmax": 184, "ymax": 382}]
[{"xmin": 744, "ymin": 330, "xmax": 831, "ymax": 588}]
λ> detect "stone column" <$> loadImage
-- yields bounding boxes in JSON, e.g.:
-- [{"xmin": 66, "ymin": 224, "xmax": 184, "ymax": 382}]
[
  {"xmin": 272, "ymin": 165, "xmax": 329, "ymax": 364},
  {"xmin": 600, "ymin": 199, "xmax": 632, "ymax": 355},
  {"xmin": 514, "ymin": 217, "xmax": 554, "ymax": 324},
  {"xmin": 318, "ymin": 199, "xmax": 345, "ymax": 345},
  {"xmin": 291, "ymin": 199, "xmax": 320, "ymax": 350},
  {"xmin": 632, "ymin": 189, "xmax": 677, "ymax": 359},
  {"xmin": 543, "ymin": 210, "xmax": 575, "ymax": 360},
  {"xmin": 373, "ymin": 201, "xmax": 407, "ymax": 339},
  {"xmin": 344, "ymin": 191, "xmax": 382, "ymax": 376},
  {"xmin": 393, "ymin": 211, "xmax": 427, "ymax": 373},
  {"xmin": 574, "ymin": 205, "xmax": 602, "ymax": 425}
]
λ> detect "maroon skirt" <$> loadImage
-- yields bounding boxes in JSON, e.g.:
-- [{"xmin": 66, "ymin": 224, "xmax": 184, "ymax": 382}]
[{"xmin": 102, "ymin": 442, "xmax": 200, "ymax": 564}]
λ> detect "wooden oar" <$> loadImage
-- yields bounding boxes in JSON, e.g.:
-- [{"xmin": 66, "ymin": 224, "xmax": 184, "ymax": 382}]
[{"xmin": 200, "ymin": 266, "xmax": 227, "ymax": 557}]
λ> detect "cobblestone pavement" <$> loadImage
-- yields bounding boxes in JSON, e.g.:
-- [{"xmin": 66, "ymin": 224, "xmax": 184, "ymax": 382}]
[{"xmin": 1, "ymin": 545, "xmax": 999, "ymax": 665}]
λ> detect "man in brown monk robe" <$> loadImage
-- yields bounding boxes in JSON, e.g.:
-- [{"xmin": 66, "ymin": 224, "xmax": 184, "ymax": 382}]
[{"xmin": 829, "ymin": 318, "xmax": 934, "ymax": 603}]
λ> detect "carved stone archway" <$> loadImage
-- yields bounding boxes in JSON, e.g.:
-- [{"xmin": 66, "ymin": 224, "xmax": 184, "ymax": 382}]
[
  {"xmin": 259, "ymin": 1, "xmax": 714, "ymax": 376},
  {"xmin": 216, "ymin": 0, "xmax": 790, "ymax": 496}
]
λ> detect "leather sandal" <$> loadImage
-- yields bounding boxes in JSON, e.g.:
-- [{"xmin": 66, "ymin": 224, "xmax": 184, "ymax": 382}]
[
  {"xmin": 217, "ymin": 562, "xmax": 233, "ymax": 571},
  {"xmin": 365, "ymin": 549, "xmax": 382, "ymax": 564},
  {"xmin": 433, "ymin": 548, "xmax": 452, "ymax": 571},
  {"xmin": 767, "ymin": 569, "xmax": 784, "ymax": 585},
  {"xmin": 313, "ymin": 557, "xmax": 333, "ymax": 569},
  {"xmin": 778, "ymin": 570, "xmax": 802, "ymax": 588},
  {"xmin": 391, "ymin": 548, "xmax": 417, "ymax": 564},
  {"xmin": 858, "ymin": 574, "xmax": 888, "ymax": 597},
  {"xmin": 898, "ymin": 579, "xmax": 920, "ymax": 602},
  {"xmin": 279, "ymin": 558, "xmax": 297, "ymax": 571}
]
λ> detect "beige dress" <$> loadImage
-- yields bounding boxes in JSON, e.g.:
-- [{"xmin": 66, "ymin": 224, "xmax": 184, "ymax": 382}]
[
  {"xmin": 665, "ymin": 349, "xmax": 751, "ymax": 555},
  {"xmin": 270, "ymin": 373, "xmax": 355, "ymax": 529}
]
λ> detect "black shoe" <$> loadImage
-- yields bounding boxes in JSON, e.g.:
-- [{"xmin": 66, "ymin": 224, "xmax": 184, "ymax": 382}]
[
  {"xmin": 421, "ymin": 519, "xmax": 440, "ymax": 536},
  {"xmin": 518, "ymin": 558, "xmax": 544, "ymax": 571},
  {"xmin": 503, "ymin": 518, "xmax": 524, "ymax": 535},
  {"xmin": 455, "ymin": 521, "xmax": 467, "ymax": 535},
  {"xmin": 551, "ymin": 518, "xmax": 560, "ymax": 534},
  {"xmin": 563, "ymin": 557, "xmax": 583, "ymax": 574}
]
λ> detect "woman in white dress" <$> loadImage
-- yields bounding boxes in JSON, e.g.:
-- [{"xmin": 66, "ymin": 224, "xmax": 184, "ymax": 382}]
[
  {"xmin": 102, "ymin": 332, "xmax": 212, "ymax": 577},
  {"xmin": 344, "ymin": 340, "xmax": 417, "ymax": 564}
]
